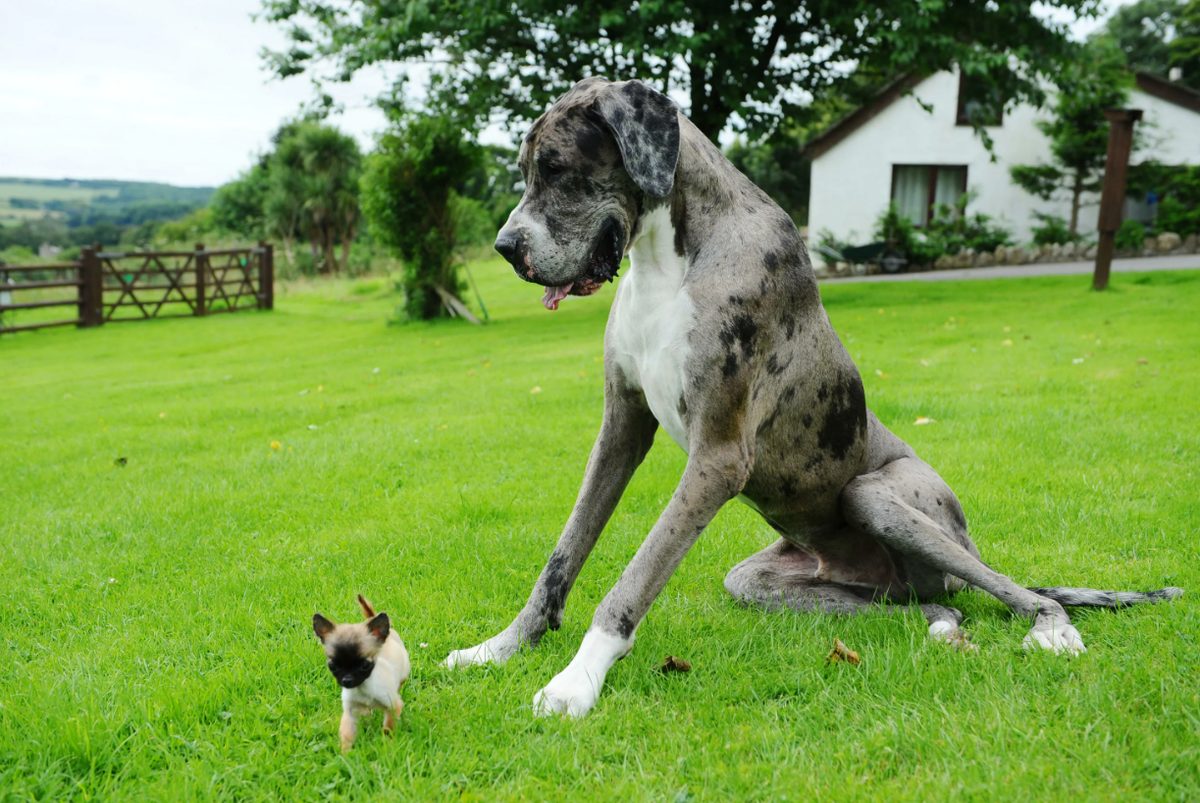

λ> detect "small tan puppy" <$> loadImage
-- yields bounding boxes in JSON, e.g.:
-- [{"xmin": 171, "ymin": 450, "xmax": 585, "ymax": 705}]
[{"xmin": 313, "ymin": 594, "xmax": 410, "ymax": 752}]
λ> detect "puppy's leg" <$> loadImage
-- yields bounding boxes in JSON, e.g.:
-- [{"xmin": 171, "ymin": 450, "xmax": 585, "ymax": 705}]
[
  {"xmin": 534, "ymin": 440, "xmax": 752, "ymax": 717},
  {"xmin": 446, "ymin": 373, "xmax": 658, "ymax": 668},
  {"xmin": 338, "ymin": 710, "xmax": 358, "ymax": 753},
  {"xmin": 383, "ymin": 693, "xmax": 403, "ymax": 736},
  {"xmin": 843, "ymin": 457, "xmax": 1085, "ymax": 654}
]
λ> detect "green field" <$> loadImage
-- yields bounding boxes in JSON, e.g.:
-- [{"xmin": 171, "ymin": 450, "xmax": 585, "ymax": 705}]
[
  {"xmin": 0, "ymin": 180, "xmax": 119, "ymax": 205},
  {"xmin": 1, "ymin": 261, "xmax": 1197, "ymax": 801}
]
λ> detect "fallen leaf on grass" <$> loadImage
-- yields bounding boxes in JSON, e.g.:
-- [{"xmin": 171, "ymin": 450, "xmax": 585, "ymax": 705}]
[
  {"xmin": 1001, "ymin": 339, "xmax": 1013, "ymax": 346},
  {"xmin": 159, "ymin": 412, "xmax": 167, "ymax": 419},
  {"xmin": 657, "ymin": 655, "xmax": 692, "ymax": 673},
  {"xmin": 825, "ymin": 638, "xmax": 860, "ymax": 666},
  {"xmin": 914, "ymin": 416, "xmax": 936, "ymax": 425},
  {"xmin": 530, "ymin": 386, "xmax": 542, "ymax": 394},
  {"xmin": 114, "ymin": 457, "xmax": 127, "ymax": 467},
  {"xmin": 1137, "ymin": 357, "xmax": 1148, "ymax": 364},
  {"xmin": 920, "ymin": 359, "xmax": 931, "ymax": 367}
]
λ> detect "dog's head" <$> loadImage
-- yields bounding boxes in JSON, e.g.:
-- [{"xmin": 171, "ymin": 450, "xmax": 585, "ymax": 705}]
[
  {"xmin": 494, "ymin": 77, "xmax": 681, "ymax": 310},
  {"xmin": 312, "ymin": 603, "xmax": 390, "ymax": 689}
]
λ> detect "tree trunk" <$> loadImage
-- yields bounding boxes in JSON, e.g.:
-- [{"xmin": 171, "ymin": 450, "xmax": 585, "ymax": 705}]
[
  {"xmin": 339, "ymin": 232, "xmax": 353, "ymax": 275},
  {"xmin": 282, "ymin": 236, "xmax": 295, "ymax": 266},
  {"xmin": 309, "ymin": 239, "xmax": 320, "ymax": 271},
  {"xmin": 324, "ymin": 228, "xmax": 337, "ymax": 276},
  {"xmin": 1069, "ymin": 173, "xmax": 1083, "ymax": 236}
]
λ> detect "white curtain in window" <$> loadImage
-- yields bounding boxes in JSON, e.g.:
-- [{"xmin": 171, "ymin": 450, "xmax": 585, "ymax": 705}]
[
  {"xmin": 893, "ymin": 166, "xmax": 930, "ymax": 226},
  {"xmin": 934, "ymin": 167, "xmax": 967, "ymax": 216}
]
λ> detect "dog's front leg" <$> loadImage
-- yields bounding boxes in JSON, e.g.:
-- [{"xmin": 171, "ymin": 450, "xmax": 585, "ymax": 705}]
[
  {"xmin": 445, "ymin": 373, "xmax": 658, "ymax": 669},
  {"xmin": 533, "ymin": 440, "xmax": 752, "ymax": 718},
  {"xmin": 338, "ymin": 709, "xmax": 358, "ymax": 753}
]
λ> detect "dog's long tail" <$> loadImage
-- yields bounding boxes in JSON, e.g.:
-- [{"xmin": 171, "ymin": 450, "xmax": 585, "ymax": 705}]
[
  {"xmin": 1028, "ymin": 585, "xmax": 1183, "ymax": 609},
  {"xmin": 356, "ymin": 593, "xmax": 376, "ymax": 619}
]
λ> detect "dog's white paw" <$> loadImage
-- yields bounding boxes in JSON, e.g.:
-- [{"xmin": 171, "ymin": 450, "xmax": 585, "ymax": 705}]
[
  {"xmin": 533, "ymin": 666, "xmax": 603, "ymax": 719},
  {"xmin": 443, "ymin": 636, "xmax": 512, "ymax": 669},
  {"xmin": 929, "ymin": 620, "xmax": 978, "ymax": 651},
  {"xmin": 531, "ymin": 628, "xmax": 633, "ymax": 718},
  {"xmin": 1022, "ymin": 619, "xmax": 1087, "ymax": 655}
]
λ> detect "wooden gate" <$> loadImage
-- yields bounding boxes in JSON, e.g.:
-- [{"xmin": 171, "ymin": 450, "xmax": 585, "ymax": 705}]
[{"xmin": 0, "ymin": 242, "xmax": 273, "ymax": 334}]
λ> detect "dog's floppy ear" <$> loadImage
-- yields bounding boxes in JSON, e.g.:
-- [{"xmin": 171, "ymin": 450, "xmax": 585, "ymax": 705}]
[
  {"xmin": 366, "ymin": 612, "xmax": 390, "ymax": 642},
  {"xmin": 592, "ymin": 80, "xmax": 681, "ymax": 198},
  {"xmin": 312, "ymin": 613, "xmax": 335, "ymax": 642}
]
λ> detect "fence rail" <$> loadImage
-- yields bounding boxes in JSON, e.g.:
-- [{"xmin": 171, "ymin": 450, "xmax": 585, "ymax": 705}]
[{"xmin": 0, "ymin": 242, "xmax": 273, "ymax": 335}]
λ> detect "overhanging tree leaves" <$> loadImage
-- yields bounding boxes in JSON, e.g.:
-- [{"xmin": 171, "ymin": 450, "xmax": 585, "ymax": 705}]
[
  {"xmin": 1009, "ymin": 37, "xmax": 1133, "ymax": 236},
  {"xmin": 260, "ymin": 0, "xmax": 1102, "ymax": 142},
  {"xmin": 360, "ymin": 115, "xmax": 480, "ymax": 320}
]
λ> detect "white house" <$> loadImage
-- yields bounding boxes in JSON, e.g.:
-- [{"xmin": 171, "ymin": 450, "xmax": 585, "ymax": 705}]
[{"xmin": 806, "ymin": 69, "xmax": 1200, "ymax": 252}]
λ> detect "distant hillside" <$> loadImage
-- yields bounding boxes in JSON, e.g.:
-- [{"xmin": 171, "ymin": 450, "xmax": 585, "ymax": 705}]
[{"xmin": 0, "ymin": 177, "xmax": 214, "ymax": 228}]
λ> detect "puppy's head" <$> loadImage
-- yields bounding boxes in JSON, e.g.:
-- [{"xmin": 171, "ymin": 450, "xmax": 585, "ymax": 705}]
[
  {"xmin": 494, "ymin": 77, "xmax": 682, "ymax": 310},
  {"xmin": 312, "ymin": 610, "xmax": 390, "ymax": 689}
]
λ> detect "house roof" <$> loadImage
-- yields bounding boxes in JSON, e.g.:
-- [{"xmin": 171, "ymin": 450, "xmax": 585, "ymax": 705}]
[
  {"xmin": 803, "ymin": 74, "xmax": 925, "ymax": 160},
  {"xmin": 804, "ymin": 70, "xmax": 1200, "ymax": 161},
  {"xmin": 1134, "ymin": 71, "xmax": 1200, "ymax": 115}
]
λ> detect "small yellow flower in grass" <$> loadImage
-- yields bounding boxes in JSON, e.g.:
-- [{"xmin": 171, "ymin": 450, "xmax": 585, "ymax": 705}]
[
  {"xmin": 1001, "ymin": 339, "xmax": 1013, "ymax": 346},
  {"xmin": 877, "ymin": 308, "xmax": 885, "ymax": 314},
  {"xmin": 159, "ymin": 412, "xmax": 167, "ymax": 419},
  {"xmin": 438, "ymin": 424, "xmax": 449, "ymax": 430},
  {"xmin": 579, "ymin": 371, "xmax": 587, "ymax": 377},
  {"xmin": 1003, "ymin": 326, "xmax": 1011, "ymax": 333},
  {"xmin": 270, "ymin": 441, "xmax": 282, "ymax": 450},
  {"xmin": 914, "ymin": 416, "xmax": 936, "ymax": 426},
  {"xmin": 530, "ymin": 386, "xmax": 542, "ymax": 394},
  {"xmin": 317, "ymin": 385, "xmax": 324, "ymax": 392},
  {"xmin": 484, "ymin": 361, "xmax": 492, "ymax": 368},
  {"xmin": 874, "ymin": 369, "xmax": 889, "ymax": 378},
  {"xmin": 288, "ymin": 446, "xmax": 294, "ymax": 451}
]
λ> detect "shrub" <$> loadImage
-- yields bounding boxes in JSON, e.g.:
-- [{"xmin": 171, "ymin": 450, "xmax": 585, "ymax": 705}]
[
  {"xmin": 1114, "ymin": 218, "xmax": 1147, "ymax": 251},
  {"xmin": 872, "ymin": 199, "xmax": 1013, "ymax": 265},
  {"xmin": 1030, "ymin": 213, "xmax": 1080, "ymax": 245},
  {"xmin": 1155, "ymin": 196, "xmax": 1200, "ymax": 238}
]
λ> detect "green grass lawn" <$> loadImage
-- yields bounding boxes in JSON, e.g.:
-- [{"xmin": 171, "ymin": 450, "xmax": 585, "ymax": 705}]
[{"xmin": 2, "ymin": 261, "xmax": 1198, "ymax": 801}]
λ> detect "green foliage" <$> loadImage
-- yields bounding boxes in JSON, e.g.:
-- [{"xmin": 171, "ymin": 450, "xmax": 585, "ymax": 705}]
[
  {"xmin": 1009, "ymin": 37, "xmax": 1132, "ymax": 235},
  {"xmin": 725, "ymin": 135, "xmax": 811, "ymax": 224},
  {"xmin": 1128, "ymin": 162, "xmax": 1200, "ymax": 236},
  {"xmin": 209, "ymin": 164, "xmax": 270, "ymax": 239},
  {"xmin": 1170, "ymin": 0, "xmax": 1200, "ymax": 88},
  {"xmin": 459, "ymin": 145, "xmax": 523, "ymax": 237},
  {"xmin": 1156, "ymin": 196, "xmax": 1200, "ymax": 236},
  {"xmin": 360, "ymin": 114, "xmax": 481, "ymax": 320},
  {"xmin": 262, "ymin": 0, "xmax": 1099, "ymax": 143},
  {"xmin": 874, "ymin": 198, "xmax": 1013, "ymax": 265},
  {"xmin": 1105, "ymin": 0, "xmax": 1186, "ymax": 79},
  {"xmin": 1115, "ymin": 218, "xmax": 1148, "ymax": 250},
  {"xmin": 1030, "ymin": 213, "xmax": 1082, "ymax": 245}
]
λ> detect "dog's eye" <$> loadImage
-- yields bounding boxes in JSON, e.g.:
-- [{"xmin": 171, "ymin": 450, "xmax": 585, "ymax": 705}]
[{"xmin": 539, "ymin": 161, "xmax": 565, "ymax": 182}]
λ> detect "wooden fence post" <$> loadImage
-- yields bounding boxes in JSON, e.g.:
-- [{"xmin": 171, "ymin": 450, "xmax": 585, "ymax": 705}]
[
  {"xmin": 258, "ymin": 240, "xmax": 274, "ymax": 310},
  {"xmin": 195, "ymin": 242, "xmax": 207, "ymax": 316},
  {"xmin": 78, "ymin": 245, "xmax": 103, "ymax": 327},
  {"xmin": 1093, "ymin": 109, "xmax": 1142, "ymax": 291}
]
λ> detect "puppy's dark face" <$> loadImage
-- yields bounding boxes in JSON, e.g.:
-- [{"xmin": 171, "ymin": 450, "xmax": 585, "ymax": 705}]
[{"xmin": 313, "ymin": 612, "xmax": 390, "ymax": 689}]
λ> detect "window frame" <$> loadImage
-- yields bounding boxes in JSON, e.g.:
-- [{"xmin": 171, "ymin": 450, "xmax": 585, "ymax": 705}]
[
  {"xmin": 955, "ymin": 71, "xmax": 1004, "ymax": 127},
  {"xmin": 889, "ymin": 164, "xmax": 970, "ymax": 229}
]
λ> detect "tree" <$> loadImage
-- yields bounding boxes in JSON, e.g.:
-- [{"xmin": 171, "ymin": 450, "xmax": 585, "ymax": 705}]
[
  {"xmin": 1009, "ymin": 38, "xmax": 1133, "ymax": 237},
  {"xmin": 260, "ymin": 0, "xmax": 1100, "ymax": 143},
  {"xmin": 210, "ymin": 163, "xmax": 270, "ymax": 239},
  {"xmin": 360, "ymin": 115, "xmax": 480, "ymax": 320},
  {"xmin": 1105, "ymin": 0, "xmax": 1184, "ymax": 77},
  {"xmin": 1171, "ymin": 0, "xmax": 1200, "ymax": 87}
]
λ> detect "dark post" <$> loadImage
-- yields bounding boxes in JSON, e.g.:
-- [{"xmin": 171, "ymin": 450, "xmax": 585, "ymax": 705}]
[
  {"xmin": 195, "ymin": 242, "xmax": 207, "ymax": 316},
  {"xmin": 78, "ymin": 244, "xmax": 103, "ymax": 327},
  {"xmin": 1093, "ymin": 109, "xmax": 1142, "ymax": 291},
  {"xmin": 258, "ymin": 240, "xmax": 274, "ymax": 310}
]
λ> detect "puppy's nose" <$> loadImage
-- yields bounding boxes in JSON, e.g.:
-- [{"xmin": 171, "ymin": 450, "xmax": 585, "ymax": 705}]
[{"xmin": 494, "ymin": 231, "xmax": 522, "ymax": 263}]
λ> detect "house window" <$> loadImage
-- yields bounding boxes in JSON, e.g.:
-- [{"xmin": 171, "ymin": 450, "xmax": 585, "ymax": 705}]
[
  {"xmin": 891, "ymin": 165, "xmax": 968, "ymax": 227},
  {"xmin": 956, "ymin": 72, "xmax": 1003, "ymax": 127}
]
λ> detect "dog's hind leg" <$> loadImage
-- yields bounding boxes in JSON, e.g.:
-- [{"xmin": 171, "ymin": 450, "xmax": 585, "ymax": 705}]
[
  {"xmin": 724, "ymin": 537, "xmax": 971, "ymax": 646},
  {"xmin": 842, "ymin": 457, "xmax": 1086, "ymax": 654},
  {"xmin": 445, "ymin": 372, "xmax": 659, "ymax": 669}
]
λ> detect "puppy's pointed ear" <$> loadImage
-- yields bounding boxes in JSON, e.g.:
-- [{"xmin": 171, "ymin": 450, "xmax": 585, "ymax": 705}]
[
  {"xmin": 592, "ymin": 80, "xmax": 681, "ymax": 198},
  {"xmin": 313, "ymin": 613, "xmax": 335, "ymax": 642},
  {"xmin": 366, "ymin": 612, "xmax": 390, "ymax": 642}
]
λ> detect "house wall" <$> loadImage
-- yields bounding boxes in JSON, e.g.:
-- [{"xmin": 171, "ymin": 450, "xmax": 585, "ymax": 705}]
[{"xmin": 807, "ymin": 69, "xmax": 1200, "ymax": 259}]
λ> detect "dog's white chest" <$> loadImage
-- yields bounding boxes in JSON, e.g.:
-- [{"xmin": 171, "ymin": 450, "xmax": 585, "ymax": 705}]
[{"xmin": 609, "ymin": 207, "xmax": 695, "ymax": 452}]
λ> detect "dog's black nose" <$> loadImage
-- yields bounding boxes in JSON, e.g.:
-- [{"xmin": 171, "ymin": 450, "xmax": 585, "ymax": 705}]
[{"xmin": 494, "ymin": 231, "xmax": 521, "ymax": 263}]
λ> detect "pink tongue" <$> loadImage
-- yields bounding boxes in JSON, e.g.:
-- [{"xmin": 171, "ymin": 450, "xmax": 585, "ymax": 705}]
[{"xmin": 541, "ymin": 283, "xmax": 573, "ymax": 311}]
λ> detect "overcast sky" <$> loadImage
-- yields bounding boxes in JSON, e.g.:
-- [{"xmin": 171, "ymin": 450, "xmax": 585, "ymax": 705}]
[{"xmin": 0, "ymin": 1, "xmax": 1128, "ymax": 188}]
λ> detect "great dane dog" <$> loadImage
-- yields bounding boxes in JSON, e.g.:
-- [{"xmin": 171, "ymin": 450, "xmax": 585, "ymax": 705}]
[{"xmin": 444, "ymin": 77, "xmax": 1183, "ymax": 717}]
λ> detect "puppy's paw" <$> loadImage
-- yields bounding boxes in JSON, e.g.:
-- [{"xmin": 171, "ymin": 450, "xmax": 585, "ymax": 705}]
[
  {"xmin": 1022, "ymin": 617, "xmax": 1086, "ymax": 655},
  {"xmin": 443, "ymin": 635, "xmax": 516, "ymax": 669},
  {"xmin": 533, "ymin": 667, "xmax": 601, "ymax": 719}
]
